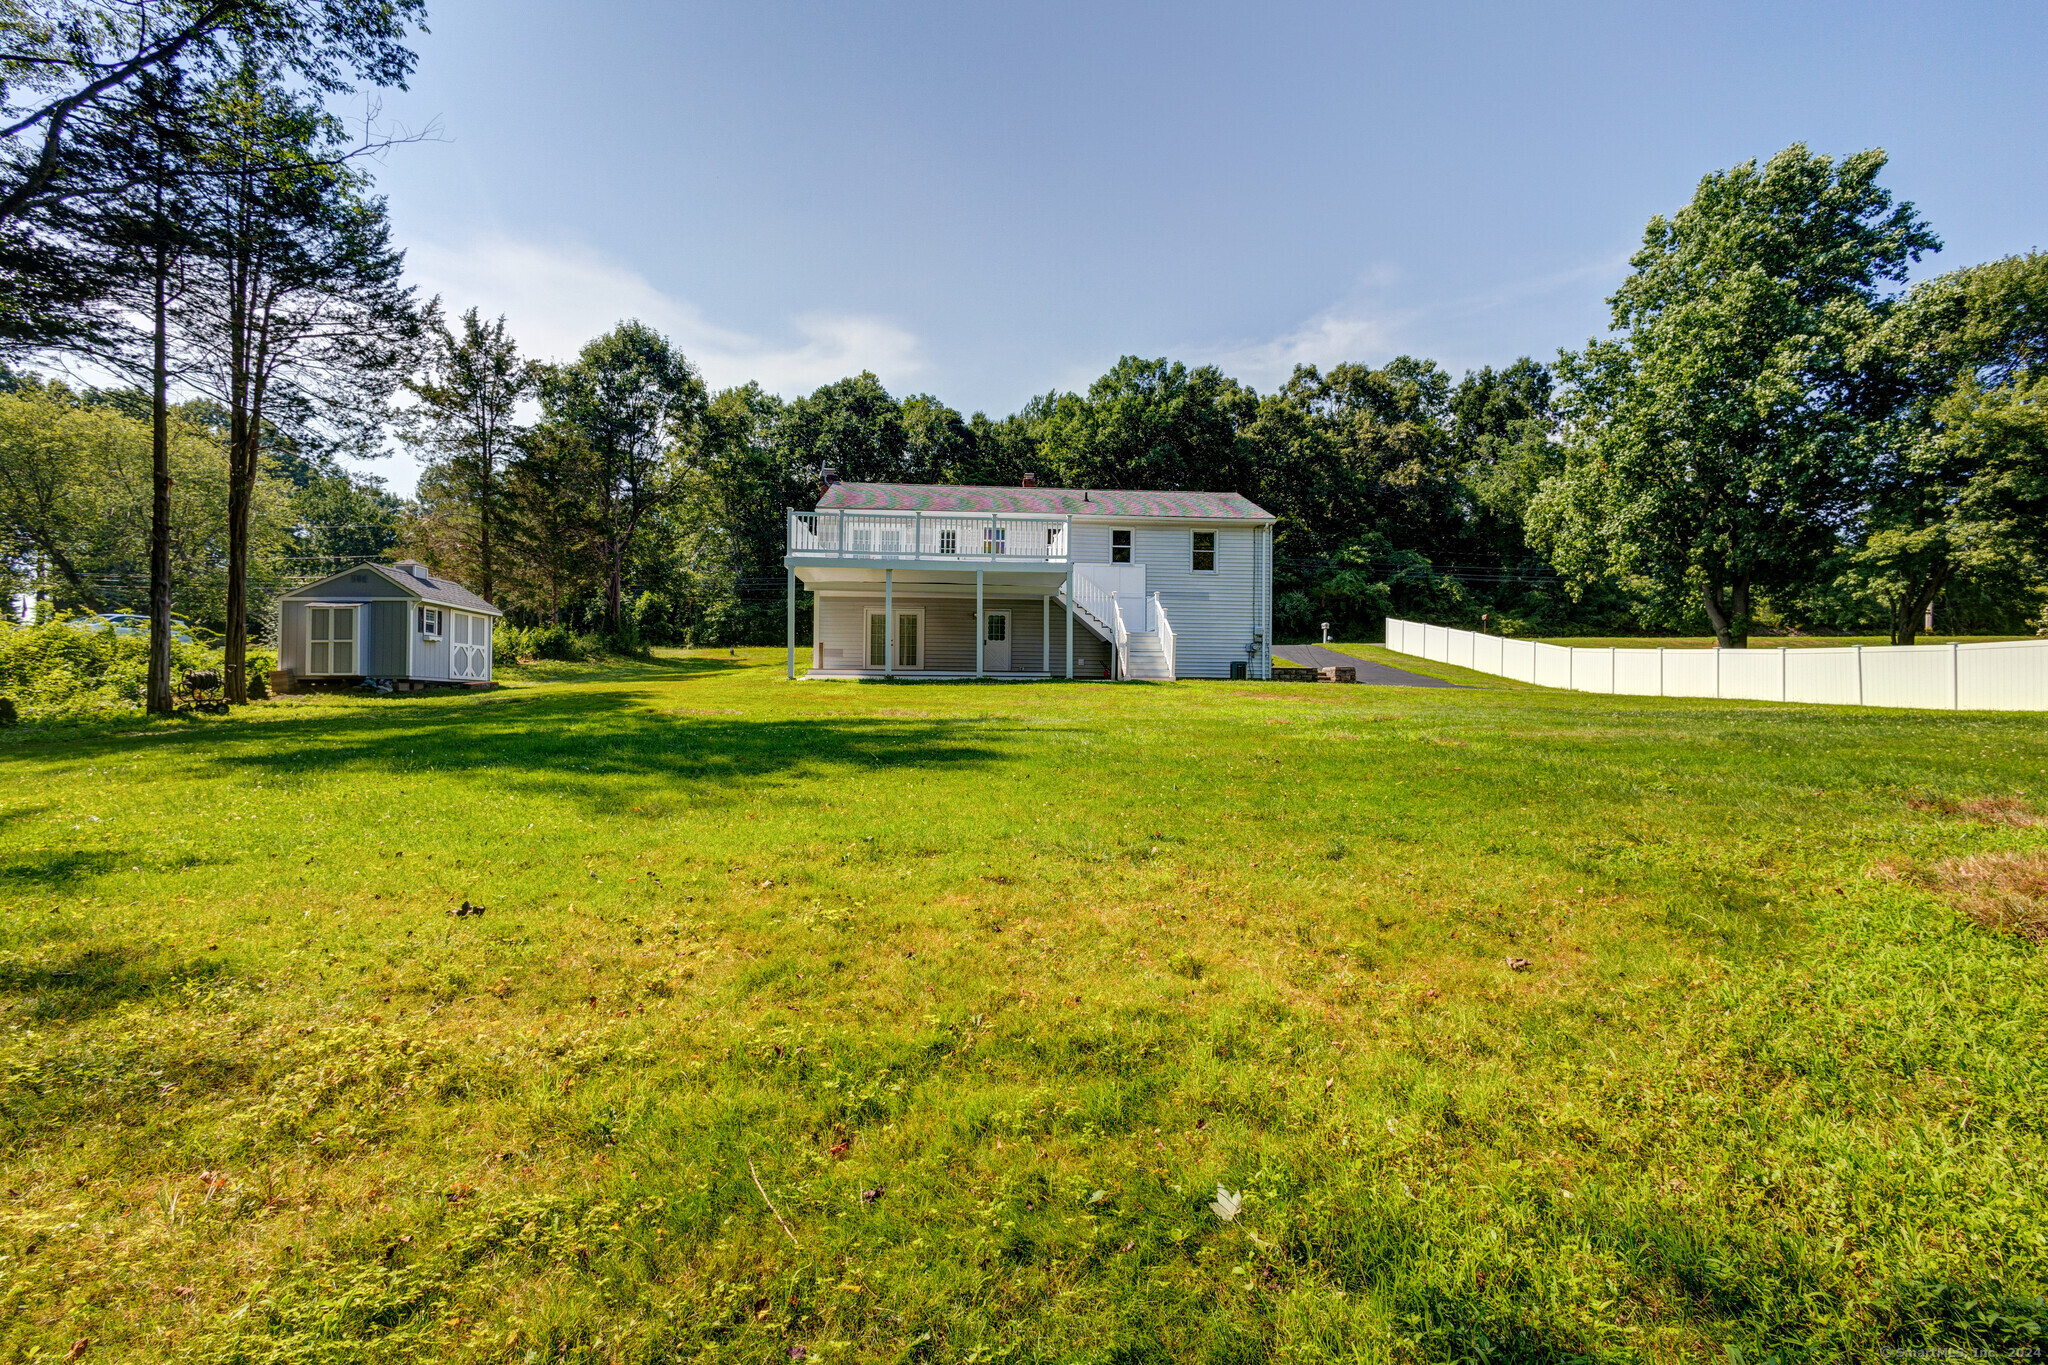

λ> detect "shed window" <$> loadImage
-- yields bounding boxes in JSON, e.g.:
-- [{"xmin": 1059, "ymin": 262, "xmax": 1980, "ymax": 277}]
[
  {"xmin": 1192, "ymin": 531, "xmax": 1216, "ymax": 571},
  {"xmin": 1111, "ymin": 529, "xmax": 1131, "ymax": 563},
  {"xmin": 308, "ymin": 606, "xmax": 356, "ymax": 675},
  {"xmin": 419, "ymin": 606, "xmax": 442, "ymax": 638}
]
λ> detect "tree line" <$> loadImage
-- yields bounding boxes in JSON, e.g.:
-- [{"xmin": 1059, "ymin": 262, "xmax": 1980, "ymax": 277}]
[
  {"xmin": 3, "ymin": 2, "xmax": 2042, "ymax": 699},
  {"xmin": 0, "ymin": 0, "xmax": 425, "ymax": 709},
  {"xmin": 395, "ymin": 148, "xmax": 2048, "ymax": 654}
]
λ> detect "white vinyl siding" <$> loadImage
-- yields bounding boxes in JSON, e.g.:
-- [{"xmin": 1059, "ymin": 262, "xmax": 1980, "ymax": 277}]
[{"xmin": 1072, "ymin": 522, "xmax": 1265, "ymax": 679}]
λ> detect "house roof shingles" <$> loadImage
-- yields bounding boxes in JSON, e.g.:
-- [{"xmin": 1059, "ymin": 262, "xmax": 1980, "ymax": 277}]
[{"xmin": 815, "ymin": 482, "xmax": 1273, "ymax": 521}]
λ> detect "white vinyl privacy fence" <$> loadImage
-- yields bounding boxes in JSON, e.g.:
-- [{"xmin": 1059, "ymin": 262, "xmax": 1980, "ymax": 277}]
[{"xmin": 1385, "ymin": 618, "xmax": 2048, "ymax": 711}]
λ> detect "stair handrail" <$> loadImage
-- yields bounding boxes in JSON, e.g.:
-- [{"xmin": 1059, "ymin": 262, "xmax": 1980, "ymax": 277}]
[
  {"xmin": 1068, "ymin": 576, "xmax": 1114, "ymax": 637},
  {"xmin": 1110, "ymin": 595, "xmax": 1130, "ymax": 681},
  {"xmin": 1152, "ymin": 592, "xmax": 1175, "ymax": 680}
]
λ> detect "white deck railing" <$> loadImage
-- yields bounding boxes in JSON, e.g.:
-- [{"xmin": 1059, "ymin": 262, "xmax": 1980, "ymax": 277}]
[
  {"xmin": 1153, "ymin": 593, "xmax": 1176, "ymax": 680},
  {"xmin": 788, "ymin": 508, "xmax": 1069, "ymax": 562}
]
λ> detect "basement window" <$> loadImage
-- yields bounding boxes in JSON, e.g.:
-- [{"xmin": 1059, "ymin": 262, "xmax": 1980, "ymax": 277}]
[
  {"xmin": 1111, "ymin": 529, "xmax": 1131, "ymax": 563},
  {"xmin": 1192, "ymin": 531, "xmax": 1216, "ymax": 572}
]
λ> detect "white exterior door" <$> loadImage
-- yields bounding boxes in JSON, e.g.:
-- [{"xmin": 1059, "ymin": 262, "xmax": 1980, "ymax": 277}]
[
  {"xmin": 984, "ymin": 610, "xmax": 1012, "ymax": 671},
  {"xmin": 864, "ymin": 608, "xmax": 923, "ymax": 669},
  {"xmin": 449, "ymin": 612, "xmax": 489, "ymax": 679}
]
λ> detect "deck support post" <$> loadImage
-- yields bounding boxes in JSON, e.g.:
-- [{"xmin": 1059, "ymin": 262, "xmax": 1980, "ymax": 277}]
[
  {"xmin": 975, "ymin": 570, "xmax": 985, "ymax": 678},
  {"xmin": 884, "ymin": 569, "xmax": 894, "ymax": 678},
  {"xmin": 1041, "ymin": 595, "xmax": 1049, "ymax": 679},
  {"xmin": 1065, "ymin": 563, "xmax": 1074, "ymax": 679},
  {"xmin": 785, "ymin": 566, "xmax": 795, "ymax": 680}
]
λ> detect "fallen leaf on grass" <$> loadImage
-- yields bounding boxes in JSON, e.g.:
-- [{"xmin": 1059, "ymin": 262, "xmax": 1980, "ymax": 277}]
[
  {"xmin": 1210, "ymin": 1186, "xmax": 1242, "ymax": 1221},
  {"xmin": 828, "ymin": 1139, "xmax": 852, "ymax": 1160},
  {"xmin": 1504, "ymin": 957, "xmax": 1532, "ymax": 972}
]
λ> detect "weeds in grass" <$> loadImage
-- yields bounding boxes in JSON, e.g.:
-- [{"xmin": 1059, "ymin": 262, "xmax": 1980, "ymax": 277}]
[{"xmin": 0, "ymin": 648, "xmax": 2043, "ymax": 1361}]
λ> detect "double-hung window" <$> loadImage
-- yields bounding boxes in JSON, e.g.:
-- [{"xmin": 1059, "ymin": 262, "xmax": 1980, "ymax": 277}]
[
  {"xmin": 939, "ymin": 529, "xmax": 957, "ymax": 554},
  {"xmin": 419, "ymin": 606, "xmax": 442, "ymax": 638},
  {"xmin": 308, "ymin": 605, "xmax": 356, "ymax": 674},
  {"xmin": 982, "ymin": 524, "xmax": 1006, "ymax": 555},
  {"xmin": 1111, "ymin": 529, "xmax": 1132, "ymax": 563},
  {"xmin": 1191, "ymin": 531, "xmax": 1216, "ymax": 572}
]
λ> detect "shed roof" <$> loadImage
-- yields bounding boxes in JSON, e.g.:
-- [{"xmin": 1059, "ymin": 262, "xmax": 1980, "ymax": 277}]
[
  {"xmin": 285, "ymin": 561, "xmax": 503, "ymax": 616},
  {"xmin": 815, "ymin": 482, "xmax": 1273, "ymax": 521}
]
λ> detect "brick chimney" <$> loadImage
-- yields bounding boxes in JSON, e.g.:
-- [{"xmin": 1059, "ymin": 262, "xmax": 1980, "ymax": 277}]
[
  {"xmin": 1021, "ymin": 471, "xmax": 1038, "ymax": 488},
  {"xmin": 819, "ymin": 465, "xmax": 840, "ymax": 495}
]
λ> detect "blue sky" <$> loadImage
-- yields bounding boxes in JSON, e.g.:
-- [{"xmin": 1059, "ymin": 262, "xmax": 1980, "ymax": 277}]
[{"xmin": 365, "ymin": 0, "xmax": 2046, "ymax": 492}]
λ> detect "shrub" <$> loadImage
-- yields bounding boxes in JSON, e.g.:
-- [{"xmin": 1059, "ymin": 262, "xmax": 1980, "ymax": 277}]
[
  {"xmin": 0, "ymin": 616, "xmax": 213, "ymax": 722},
  {"xmin": 494, "ymin": 624, "xmax": 603, "ymax": 665}
]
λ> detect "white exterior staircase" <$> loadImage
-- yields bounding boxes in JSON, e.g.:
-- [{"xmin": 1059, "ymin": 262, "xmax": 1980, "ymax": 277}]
[
  {"xmin": 1059, "ymin": 564, "xmax": 1178, "ymax": 681},
  {"xmin": 1121, "ymin": 630, "xmax": 1174, "ymax": 681}
]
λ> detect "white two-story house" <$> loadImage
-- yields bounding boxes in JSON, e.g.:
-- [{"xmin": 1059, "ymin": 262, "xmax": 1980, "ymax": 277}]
[{"xmin": 782, "ymin": 476, "xmax": 1275, "ymax": 681}]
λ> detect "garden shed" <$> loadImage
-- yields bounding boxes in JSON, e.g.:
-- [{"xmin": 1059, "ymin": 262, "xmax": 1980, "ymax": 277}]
[{"xmin": 276, "ymin": 560, "xmax": 501, "ymax": 688}]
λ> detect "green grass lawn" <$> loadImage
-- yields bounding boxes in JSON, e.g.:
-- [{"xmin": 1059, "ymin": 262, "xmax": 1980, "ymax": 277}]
[{"xmin": 4, "ymin": 650, "xmax": 2045, "ymax": 1363}]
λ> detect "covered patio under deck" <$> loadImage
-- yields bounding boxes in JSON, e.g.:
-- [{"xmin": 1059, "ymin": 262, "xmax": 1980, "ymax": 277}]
[{"xmin": 784, "ymin": 561, "xmax": 1107, "ymax": 680}]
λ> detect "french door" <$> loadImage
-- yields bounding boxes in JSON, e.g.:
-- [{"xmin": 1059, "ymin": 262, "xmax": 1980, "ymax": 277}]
[
  {"xmin": 865, "ymin": 609, "xmax": 922, "ymax": 669},
  {"xmin": 307, "ymin": 606, "xmax": 357, "ymax": 675}
]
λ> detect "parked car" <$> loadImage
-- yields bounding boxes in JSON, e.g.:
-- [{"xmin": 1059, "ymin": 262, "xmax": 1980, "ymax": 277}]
[{"xmin": 64, "ymin": 612, "xmax": 209, "ymax": 644}]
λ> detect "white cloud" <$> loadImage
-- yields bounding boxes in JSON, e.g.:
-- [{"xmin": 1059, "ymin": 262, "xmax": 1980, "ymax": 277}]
[
  {"xmin": 401, "ymin": 234, "xmax": 924, "ymax": 395},
  {"xmin": 1197, "ymin": 303, "xmax": 1415, "ymax": 391},
  {"xmin": 1194, "ymin": 253, "xmax": 1631, "ymax": 391}
]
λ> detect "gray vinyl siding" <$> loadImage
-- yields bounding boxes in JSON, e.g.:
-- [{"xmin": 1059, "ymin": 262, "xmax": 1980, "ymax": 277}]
[
  {"xmin": 815, "ymin": 593, "xmax": 1107, "ymax": 675},
  {"xmin": 370, "ymin": 601, "xmax": 407, "ymax": 676},
  {"xmin": 279, "ymin": 600, "xmax": 308, "ymax": 674},
  {"xmin": 296, "ymin": 571, "xmax": 392, "ymax": 604}
]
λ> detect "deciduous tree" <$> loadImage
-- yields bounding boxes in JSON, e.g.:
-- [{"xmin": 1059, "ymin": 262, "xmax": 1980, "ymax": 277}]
[{"xmin": 1532, "ymin": 145, "xmax": 1938, "ymax": 646}]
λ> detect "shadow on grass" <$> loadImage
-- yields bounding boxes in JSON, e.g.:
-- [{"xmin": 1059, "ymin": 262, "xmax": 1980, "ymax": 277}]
[
  {"xmin": 0, "ymin": 946, "xmax": 231, "ymax": 1022},
  {"xmin": 0, "ymin": 847, "xmax": 130, "ymax": 889},
  {"xmin": 38, "ymin": 683, "xmax": 1049, "ymax": 808},
  {"xmin": 496, "ymin": 651, "xmax": 748, "ymax": 685}
]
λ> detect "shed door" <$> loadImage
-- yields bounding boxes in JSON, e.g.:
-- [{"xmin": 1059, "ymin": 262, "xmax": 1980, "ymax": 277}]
[
  {"xmin": 307, "ymin": 606, "xmax": 356, "ymax": 675},
  {"xmin": 450, "ymin": 612, "xmax": 487, "ymax": 679}
]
